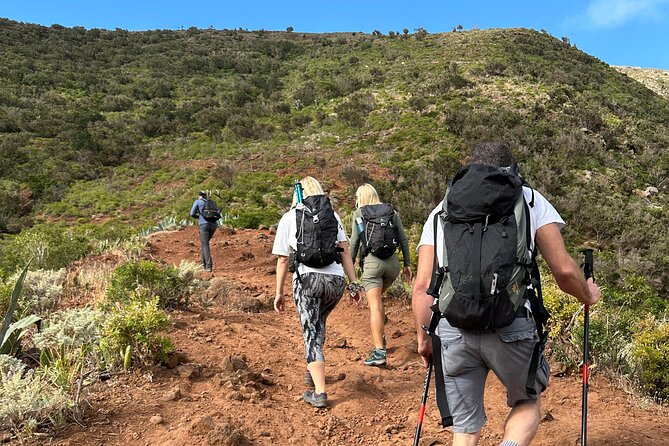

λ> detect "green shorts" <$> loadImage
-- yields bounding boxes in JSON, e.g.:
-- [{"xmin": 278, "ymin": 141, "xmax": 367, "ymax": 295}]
[{"xmin": 360, "ymin": 254, "xmax": 400, "ymax": 291}]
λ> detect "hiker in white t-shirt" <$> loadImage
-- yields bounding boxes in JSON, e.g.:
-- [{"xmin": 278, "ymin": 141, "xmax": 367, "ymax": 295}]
[
  {"xmin": 272, "ymin": 176, "xmax": 363, "ymax": 409},
  {"xmin": 412, "ymin": 142, "xmax": 600, "ymax": 446}
]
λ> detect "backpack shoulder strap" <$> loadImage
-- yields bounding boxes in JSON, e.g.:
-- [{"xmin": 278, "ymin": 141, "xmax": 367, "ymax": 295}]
[
  {"xmin": 425, "ymin": 208, "xmax": 453, "ymax": 427},
  {"xmin": 521, "ymin": 186, "xmax": 552, "ymax": 396}
]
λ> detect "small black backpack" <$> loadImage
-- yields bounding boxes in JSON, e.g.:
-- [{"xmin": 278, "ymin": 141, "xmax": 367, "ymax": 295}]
[
  {"xmin": 360, "ymin": 203, "xmax": 399, "ymax": 260},
  {"xmin": 202, "ymin": 198, "xmax": 221, "ymax": 222},
  {"xmin": 294, "ymin": 195, "xmax": 342, "ymax": 269}
]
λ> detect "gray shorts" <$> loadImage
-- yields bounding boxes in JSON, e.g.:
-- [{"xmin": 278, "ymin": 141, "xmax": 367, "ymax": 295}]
[{"xmin": 437, "ymin": 314, "xmax": 550, "ymax": 433}]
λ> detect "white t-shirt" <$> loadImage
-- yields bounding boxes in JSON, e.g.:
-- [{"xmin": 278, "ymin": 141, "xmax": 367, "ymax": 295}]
[
  {"xmin": 418, "ymin": 187, "xmax": 564, "ymax": 266},
  {"xmin": 272, "ymin": 205, "xmax": 348, "ymax": 277}
]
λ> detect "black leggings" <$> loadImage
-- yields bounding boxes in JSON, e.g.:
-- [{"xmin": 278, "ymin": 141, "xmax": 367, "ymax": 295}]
[{"xmin": 292, "ymin": 273, "xmax": 345, "ymax": 363}]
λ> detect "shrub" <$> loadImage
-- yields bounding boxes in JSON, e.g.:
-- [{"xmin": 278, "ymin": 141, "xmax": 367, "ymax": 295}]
[
  {"xmin": 67, "ymin": 261, "xmax": 117, "ymax": 304},
  {"xmin": 99, "ymin": 293, "xmax": 174, "ymax": 368},
  {"xmin": 32, "ymin": 307, "xmax": 100, "ymax": 390},
  {"xmin": 231, "ymin": 207, "xmax": 282, "ymax": 229},
  {"xmin": 334, "ymin": 92, "xmax": 375, "ymax": 128},
  {"xmin": 0, "ymin": 354, "xmax": 70, "ymax": 434},
  {"xmin": 0, "ymin": 225, "xmax": 89, "ymax": 274},
  {"xmin": 341, "ymin": 165, "xmax": 371, "ymax": 186},
  {"xmin": 628, "ymin": 317, "xmax": 669, "ymax": 401},
  {"xmin": 92, "ymin": 235, "xmax": 147, "ymax": 261},
  {"xmin": 106, "ymin": 260, "xmax": 193, "ymax": 309},
  {"xmin": 7, "ymin": 269, "xmax": 66, "ymax": 317}
]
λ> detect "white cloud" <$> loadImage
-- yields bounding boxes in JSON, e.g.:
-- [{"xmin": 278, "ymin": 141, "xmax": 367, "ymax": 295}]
[{"xmin": 586, "ymin": 0, "xmax": 669, "ymax": 27}]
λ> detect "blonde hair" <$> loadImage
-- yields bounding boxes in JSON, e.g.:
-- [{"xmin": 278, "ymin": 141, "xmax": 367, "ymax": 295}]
[
  {"xmin": 355, "ymin": 183, "xmax": 382, "ymax": 208},
  {"xmin": 292, "ymin": 176, "xmax": 325, "ymax": 207}
]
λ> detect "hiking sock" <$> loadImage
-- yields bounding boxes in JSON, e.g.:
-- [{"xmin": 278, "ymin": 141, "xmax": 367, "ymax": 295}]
[{"xmin": 499, "ymin": 441, "xmax": 520, "ymax": 446}]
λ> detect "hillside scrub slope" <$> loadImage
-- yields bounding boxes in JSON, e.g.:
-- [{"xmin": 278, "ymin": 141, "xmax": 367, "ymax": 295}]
[{"xmin": 1, "ymin": 22, "xmax": 668, "ymax": 401}]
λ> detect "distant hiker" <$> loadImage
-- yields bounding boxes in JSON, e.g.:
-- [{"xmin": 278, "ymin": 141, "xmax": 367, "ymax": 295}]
[
  {"xmin": 190, "ymin": 190, "xmax": 220, "ymax": 272},
  {"xmin": 272, "ymin": 176, "xmax": 363, "ymax": 409},
  {"xmin": 412, "ymin": 142, "xmax": 600, "ymax": 446},
  {"xmin": 349, "ymin": 183, "xmax": 412, "ymax": 366}
]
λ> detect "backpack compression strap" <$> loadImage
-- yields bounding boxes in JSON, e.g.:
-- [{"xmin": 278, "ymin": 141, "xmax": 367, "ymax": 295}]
[{"xmin": 423, "ymin": 211, "xmax": 453, "ymax": 427}]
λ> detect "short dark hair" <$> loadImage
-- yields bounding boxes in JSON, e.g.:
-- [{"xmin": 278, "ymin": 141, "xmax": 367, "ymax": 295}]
[
  {"xmin": 197, "ymin": 190, "xmax": 207, "ymax": 198},
  {"xmin": 470, "ymin": 141, "xmax": 515, "ymax": 167}
]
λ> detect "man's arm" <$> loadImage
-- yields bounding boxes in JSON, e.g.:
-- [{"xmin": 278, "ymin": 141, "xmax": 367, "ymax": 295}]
[
  {"xmin": 535, "ymin": 223, "xmax": 600, "ymax": 306},
  {"xmin": 190, "ymin": 201, "xmax": 199, "ymax": 218},
  {"xmin": 412, "ymin": 244, "xmax": 435, "ymax": 367}
]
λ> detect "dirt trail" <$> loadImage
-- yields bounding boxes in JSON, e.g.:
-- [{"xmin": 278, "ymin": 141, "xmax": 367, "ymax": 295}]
[{"xmin": 48, "ymin": 226, "xmax": 668, "ymax": 446}]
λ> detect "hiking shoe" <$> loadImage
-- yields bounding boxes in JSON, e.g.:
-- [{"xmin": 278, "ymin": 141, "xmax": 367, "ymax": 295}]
[
  {"xmin": 303, "ymin": 390, "xmax": 328, "ymax": 408},
  {"xmin": 364, "ymin": 348, "xmax": 387, "ymax": 366},
  {"xmin": 303, "ymin": 370, "xmax": 314, "ymax": 387}
]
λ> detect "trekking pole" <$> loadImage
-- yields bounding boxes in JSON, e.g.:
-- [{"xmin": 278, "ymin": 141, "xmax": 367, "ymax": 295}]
[
  {"xmin": 580, "ymin": 248, "xmax": 594, "ymax": 446},
  {"xmin": 413, "ymin": 357, "xmax": 433, "ymax": 446}
]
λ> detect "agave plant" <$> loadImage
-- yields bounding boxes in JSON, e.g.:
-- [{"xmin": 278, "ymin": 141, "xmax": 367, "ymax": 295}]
[{"xmin": 0, "ymin": 262, "xmax": 41, "ymax": 355}]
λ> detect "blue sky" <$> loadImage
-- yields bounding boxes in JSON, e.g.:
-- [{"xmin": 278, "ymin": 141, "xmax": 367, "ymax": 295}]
[{"xmin": 2, "ymin": 0, "xmax": 668, "ymax": 69}]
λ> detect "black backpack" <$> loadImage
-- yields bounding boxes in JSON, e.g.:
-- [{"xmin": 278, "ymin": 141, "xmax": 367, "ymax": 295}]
[
  {"xmin": 294, "ymin": 195, "xmax": 342, "ymax": 269},
  {"xmin": 202, "ymin": 198, "xmax": 221, "ymax": 222},
  {"xmin": 360, "ymin": 203, "xmax": 399, "ymax": 260},
  {"xmin": 428, "ymin": 163, "xmax": 534, "ymax": 330}
]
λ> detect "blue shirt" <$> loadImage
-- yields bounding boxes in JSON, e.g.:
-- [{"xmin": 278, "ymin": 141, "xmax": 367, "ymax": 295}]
[{"xmin": 190, "ymin": 198, "xmax": 218, "ymax": 227}]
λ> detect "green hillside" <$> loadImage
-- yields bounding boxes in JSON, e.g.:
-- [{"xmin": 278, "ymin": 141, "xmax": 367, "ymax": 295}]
[
  {"xmin": 2, "ymin": 20, "xmax": 668, "ymax": 282},
  {"xmin": 1, "ymin": 20, "xmax": 669, "ymax": 398}
]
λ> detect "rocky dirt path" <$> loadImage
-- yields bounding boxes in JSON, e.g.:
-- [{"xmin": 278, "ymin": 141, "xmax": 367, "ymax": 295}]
[{"xmin": 47, "ymin": 226, "xmax": 668, "ymax": 446}]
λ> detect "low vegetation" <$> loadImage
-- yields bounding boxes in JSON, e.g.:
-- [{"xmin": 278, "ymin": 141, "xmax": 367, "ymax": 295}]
[{"xmin": 0, "ymin": 258, "xmax": 200, "ymax": 436}]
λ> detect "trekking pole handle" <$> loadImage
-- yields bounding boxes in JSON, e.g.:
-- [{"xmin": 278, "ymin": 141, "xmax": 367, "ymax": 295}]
[{"xmin": 580, "ymin": 248, "xmax": 594, "ymax": 282}]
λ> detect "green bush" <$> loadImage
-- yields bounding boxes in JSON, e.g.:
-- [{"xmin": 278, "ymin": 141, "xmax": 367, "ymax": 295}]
[
  {"xmin": 99, "ymin": 293, "xmax": 174, "ymax": 368},
  {"xmin": 106, "ymin": 260, "xmax": 195, "ymax": 309},
  {"xmin": 231, "ymin": 207, "xmax": 282, "ymax": 229},
  {"xmin": 628, "ymin": 318, "xmax": 669, "ymax": 401},
  {"xmin": 0, "ymin": 225, "xmax": 89, "ymax": 274}
]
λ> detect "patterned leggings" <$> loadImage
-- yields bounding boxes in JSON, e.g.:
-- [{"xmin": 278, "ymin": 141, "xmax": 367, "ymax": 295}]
[{"xmin": 292, "ymin": 273, "xmax": 345, "ymax": 364}]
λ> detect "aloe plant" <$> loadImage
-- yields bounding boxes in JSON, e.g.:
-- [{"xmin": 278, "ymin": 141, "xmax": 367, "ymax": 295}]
[{"xmin": 0, "ymin": 262, "xmax": 40, "ymax": 355}]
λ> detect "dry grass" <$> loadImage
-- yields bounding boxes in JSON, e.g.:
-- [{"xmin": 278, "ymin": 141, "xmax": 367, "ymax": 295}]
[
  {"xmin": 62, "ymin": 253, "xmax": 123, "ymax": 307},
  {"xmin": 615, "ymin": 66, "xmax": 669, "ymax": 99}
]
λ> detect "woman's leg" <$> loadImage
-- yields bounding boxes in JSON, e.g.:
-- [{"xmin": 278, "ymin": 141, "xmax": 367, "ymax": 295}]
[
  {"xmin": 307, "ymin": 360, "xmax": 326, "ymax": 394},
  {"xmin": 293, "ymin": 274, "xmax": 344, "ymax": 395},
  {"xmin": 366, "ymin": 285, "xmax": 385, "ymax": 349}
]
